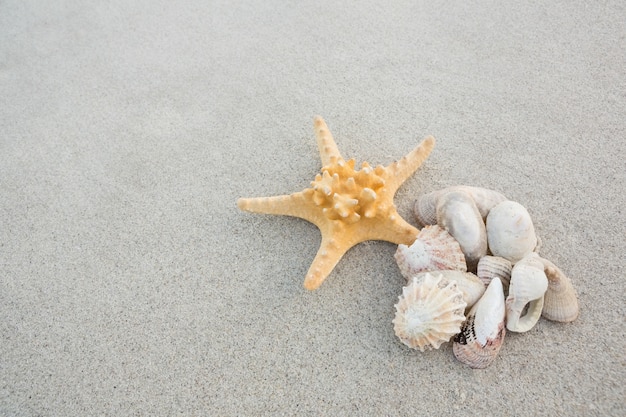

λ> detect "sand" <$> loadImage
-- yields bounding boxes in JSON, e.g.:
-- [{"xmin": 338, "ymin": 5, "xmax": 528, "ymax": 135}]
[{"xmin": 1, "ymin": 1, "xmax": 624, "ymax": 415}]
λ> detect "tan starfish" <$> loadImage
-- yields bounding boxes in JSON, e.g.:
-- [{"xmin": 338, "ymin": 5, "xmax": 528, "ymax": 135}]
[{"xmin": 237, "ymin": 117, "xmax": 435, "ymax": 290}]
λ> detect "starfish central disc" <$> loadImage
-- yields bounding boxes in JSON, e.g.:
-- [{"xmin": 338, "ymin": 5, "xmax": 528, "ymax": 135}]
[{"xmin": 237, "ymin": 116, "xmax": 435, "ymax": 290}]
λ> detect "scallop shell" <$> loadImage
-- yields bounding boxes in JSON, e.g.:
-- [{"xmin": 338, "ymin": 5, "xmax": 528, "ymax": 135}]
[
  {"xmin": 506, "ymin": 253, "xmax": 548, "ymax": 332},
  {"xmin": 393, "ymin": 273, "xmax": 467, "ymax": 352},
  {"xmin": 538, "ymin": 257, "xmax": 579, "ymax": 322},
  {"xmin": 486, "ymin": 200, "xmax": 538, "ymax": 263},
  {"xmin": 410, "ymin": 270, "xmax": 486, "ymax": 310},
  {"xmin": 394, "ymin": 225, "xmax": 467, "ymax": 279},
  {"xmin": 453, "ymin": 278, "xmax": 506, "ymax": 369},
  {"xmin": 436, "ymin": 190, "xmax": 488, "ymax": 271},
  {"xmin": 477, "ymin": 255, "xmax": 512, "ymax": 291},
  {"xmin": 414, "ymin": 186, "xmax": 507, "ymax": 226}
]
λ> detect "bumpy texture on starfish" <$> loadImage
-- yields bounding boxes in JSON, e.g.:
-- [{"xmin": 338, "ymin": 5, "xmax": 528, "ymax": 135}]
[{"xmin": 237, "ymin": 117, "xmax": 435, "ymax": 290}]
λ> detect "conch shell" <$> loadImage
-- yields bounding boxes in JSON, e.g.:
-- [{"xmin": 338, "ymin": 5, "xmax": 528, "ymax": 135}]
[
  {"xmin": 394, "ymin": 225, "xmax": 467, "ymax": 279},
  {"xmin": 539, "ymin": 257, "xmax": 579, "ymax": 323},
  {"xmin": 453, "ymin": 278, "xmax": 506, "ymax": 369},
  {"xmin": 506, "ymin": 253, "xmax": 548, "ymax": 332},
  {"xmin": 393, "ymin": 273, "xmax": 467, "ymax": 351},
  {"xmin": 486, "ymin": 200, "xmax": 538, "ymax": 263},
  {"xmin": 436, "ymin": 190, "xmax": 487, "ymax": 271},
  {"xmin": 477, "ymin": 255, "xmax": 512, "ymax": 291},
  {"xmin": 409, "ymin": 270, "xmax": 486, "ymax": 310},
  {"xmin": 413, "ymin": 186, "xmax": 507, "ymax": 226}
]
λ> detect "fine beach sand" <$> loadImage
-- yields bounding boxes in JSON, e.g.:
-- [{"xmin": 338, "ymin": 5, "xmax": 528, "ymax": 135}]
[{"xmin": 1, "ymin": 1, "xmax": 625, "ymax": 415}]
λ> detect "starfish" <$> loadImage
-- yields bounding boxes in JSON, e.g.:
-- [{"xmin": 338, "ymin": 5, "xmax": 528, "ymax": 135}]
[{"xmin": 237, "ymin": 117, "xmax": 435, "ymax": 290}]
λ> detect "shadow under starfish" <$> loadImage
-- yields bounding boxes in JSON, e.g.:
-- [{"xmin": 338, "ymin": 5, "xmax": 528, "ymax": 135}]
[{"xmin": 237, "ymin": 117, "xmax": 435, "ymax": 290}]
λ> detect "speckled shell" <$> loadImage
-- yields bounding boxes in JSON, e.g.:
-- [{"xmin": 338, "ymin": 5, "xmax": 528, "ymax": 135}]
[
  {"xmin": 539, "ymin": 257, "xmax": 579, "ymax": 322},
  {"xmin": 413, "ymin": 186, "xmax": 507, "ymax": 226},
  {"xmin": 477, "ymin": 255, "xmax": 512, "ymax": 291},
  {"xmin": 453, "ymin": 278, "xmax": 506, "ymax": 369},
  {"xmin": 486, "ymin": 201, "xmax": 538, "ymax": 263},
  {"xmin": 393, "ymin": 273, "xmax": 467, "ymax": 352},
  {"xmin": 394, "ymin": 225, "xmax": 467, "ymax": 279},
  {"xmin": 506, "ymin": 253, "xmax": 548, "ymax": 332},
  {"xmin": 436, "ymin": 190, "xmax": 488, "ymax": 271},
  {"xmin": 410, "ymin": 270, "xmax": 486, "ymax": 310}
]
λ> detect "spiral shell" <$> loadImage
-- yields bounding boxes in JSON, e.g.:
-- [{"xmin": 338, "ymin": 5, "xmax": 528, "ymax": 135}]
[
  {"xmin": 393, "ymin": 273, "xmax": 467, "ymax": 352},
  {"xmin": 453, "ymin": 278, "xmax": 506, "ymax": 369},
  {"xmin": 486, "ymin": 200, "xmax": 538, "ymax": 263},
  {"xmin": 410, "ymin": 270, "xmax": 486, "ymax": 310},
  {"xmin": 436, "ymin": 190, "xmax": 488, "ymax": 271},
  {"xmin": 539, "ymin": 257, "xmax": 579, "ymax": 323},
  {"xmin": 506, "ymin": 253, "xmax": 548, "ymax": 332},
  {"xmin": 477, "ymin": 255, "xmax": 512, "ymax": 291},
  {"xmin": 394, "ymin": 225, "xmax": 467, "ymax": 279}
]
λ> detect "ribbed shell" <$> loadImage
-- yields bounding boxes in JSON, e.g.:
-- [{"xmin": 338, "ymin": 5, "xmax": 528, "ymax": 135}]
[
  {"xmin": 436, "ymin": 190, "xmax": 487, "ymax": 271},
  {"xmin": 539, "ymin": 257, "xmax": 579, "ymax": 322},
  {"xmin": 486, "ymin": 200, "xmax": 538, "ymax": 263},
  {"xmin": 394, "ymin": 225, "xmax": 467, "ymax": 279},
  {"xmin": 413, "ymin": 191, "xmax": 438, "ymax": 226},
  {"xmin": 453, "ymin": 278, "xmax": 506, "ymax": 369},
  {"xmin": 477, "ymin": 255, "xmax": 512, "ymax": 290},
  {"xmin": 506, "ymin": 253, "xmax": 548, "ymax": 332},
  {"xmin": 393, "ymin": 273, "xmax": 467, "ymax": 352},
  {"xmin": 410, "ymin": 270, "xmax": 486, "ymax": 310}
]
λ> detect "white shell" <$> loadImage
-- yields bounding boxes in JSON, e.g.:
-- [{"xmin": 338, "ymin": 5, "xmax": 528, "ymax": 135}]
[
  {"xmin": 410, "ymin": 270, "xmax": 486, "ymax": 310},
  {"xmin": 436, "ymin": 190, "xmax": 488, "ymax": 271},
  {"xmin": 539, "ymin": 257, "xmax": 579, "ymax": 322},
  {"xmin": 414, "ymin": 186, "xmax": 507, "ymax": 226},
  {"xmin": 506, "ymin": 253, "xmax": 549, "ymax": 332},
  {"xmin": 393, "ymin": 273, "xmax": 467, "ymax": 352},
  {"xmin": 477, "ymin": 255, "xmax": 512, "ymax": 291},
  {"xmin": 486, "ymin": 200, "xmax": 538, "ymax": 263},
  {"xmin": 453, "ymin": 278, "xmax": 506, "ymax": 369},
  {"xmin": 394, "ymin": 225, "xmax": 467, "ymax": 279}
]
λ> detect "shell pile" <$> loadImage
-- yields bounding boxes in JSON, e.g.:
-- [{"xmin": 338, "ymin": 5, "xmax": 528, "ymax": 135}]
[{"xmin": 393, "ymin": 186, "xmax": 579, "ymax": 368}]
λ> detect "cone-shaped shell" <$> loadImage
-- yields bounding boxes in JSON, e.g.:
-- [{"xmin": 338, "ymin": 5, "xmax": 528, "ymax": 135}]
[
  {"xmin": 410, "ymin": 270, "xmax": 486, "ymax": 310},
  {"xmin": 506, "ymin": 253, "xmax": 548, "ymax": 332},
  {"xmin": 486, "ymin": 201, "xmax": 538, "ymax": 263},
  {"xmin": 453, "ymin": 278, "xmax": 506, "ymax": 369},
  {"xmin": 393, "ymin": 273, "xmax": 467, "ymax": 352},
  {"xmin": 477, "ymin": 255, "xmax": 512, "ymax": 291},
  {"xmin": 539, "ymin": 257, "xmax": 579, "ymax": 322},
  {"xmin": 394, "ymin": 225, "xmax": 467, "ymax": 278},
  {"xmin": 414, "ymin": 186, "xmax": 507, "ymax": 226},
  {"xmin": 436, "ymin": 190, "xmax": 487, "ymax": 271}
]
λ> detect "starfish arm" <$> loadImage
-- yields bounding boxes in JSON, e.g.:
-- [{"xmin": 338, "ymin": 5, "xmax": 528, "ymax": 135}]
[
  {"xmin": 359, "ymin": 212, "xmax": 420, "ymax": 246},
  {"xmin": 237, "ymin": 190, "xmax": 326, "ymax": 227},
  {"xmin": 384, "ymin": 136, "xmax": 436, "ymax": 194},
  {"xmin": 303, "ymin": 233, "xmax": 351, "ymax": 290},
  {"xmin": 314, "ymin": 116, "xmax": 343, "ymax": 166}
]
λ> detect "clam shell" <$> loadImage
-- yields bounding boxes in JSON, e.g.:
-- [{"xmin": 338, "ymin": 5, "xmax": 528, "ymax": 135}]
[
  {"xmin": 393, "ymin": 273, "xmax": 467, "ymax": 352},
  {"xmin": 394, "ymin": 225, "xmax": 467, "ymax": 279},
  {"xmin": 539, "ymin": 257, "xmax": 579, "ymax": 322},
  {"xmin": 453, "ymin": 278, "xmax": 506, "ymax": 369},
  {"xmin": 506, "ymin": 253, "xmax": 548, "ymax": 332},
  {"xmin": 410, "ymin": 270, "xmax": 486, "ymax": 310},
  {"xmin": 486, "ymin": 200, "xmax": 538, "ymax": 263},
  {"xmin": 436, "ymin": 190, "xmax": 487, "ymax": 271},
  {"xmin": 477, "ymin": 255, "xmax": 512, "ymax": 291},
  {"xmin": 414, "ymin": 186, "xmax": 507, "ymax": 226}
]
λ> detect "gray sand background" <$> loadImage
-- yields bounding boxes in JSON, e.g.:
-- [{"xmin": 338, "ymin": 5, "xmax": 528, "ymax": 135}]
[{"xmin": 1, "ymin": 1, "xmax": 624, "ymax": 415}]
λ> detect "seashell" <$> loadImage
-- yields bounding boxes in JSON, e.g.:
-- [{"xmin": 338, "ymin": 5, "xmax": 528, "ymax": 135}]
[
  {"xmin": 477, "ymin": 255, "xmax": 512, "ymax": 291},
  {"xmin": 414, "ymin": 186, "xmax": 507, "ymax": 226},
  {"xmin": 436, "ymin": 190, "xmax": 488, "ymax": 271},
  {"xmin": 453, "ymin": 278, "xmax": 506, "ymax": 369},
  {"xmin": 410, "ymin": 270, "xmax": 486, "ymax": 310},
  {"xmin": 394, "ymin": 225, "xmax": 467, "ymax": 279},
  {"xmin": 538, "ymin": 257, "xmax": 579, "ymax": 322},
  {"xmin": 486, "ymin": 200, "xmax": 538, "ymax": 263},
  {"xmin": 505, "ymin": 253, "xmax": 548, "ymax": 332},
  {"xmin": 413, "ymin": 190, "xmax": 439, "ymax": 226},
  {"xmin": 393, "ymin": 272, "xmax": 467, "ymax": 352}
]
